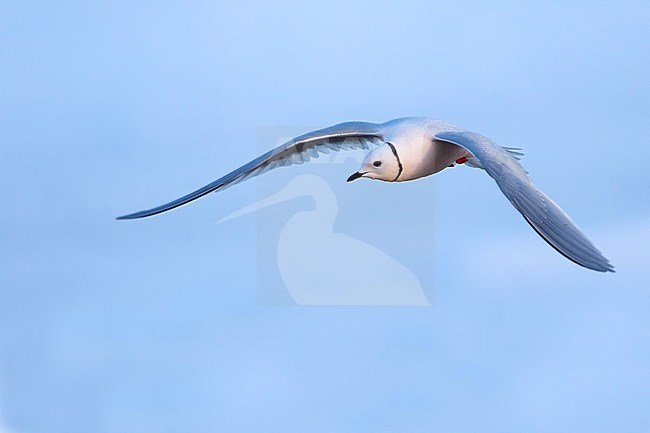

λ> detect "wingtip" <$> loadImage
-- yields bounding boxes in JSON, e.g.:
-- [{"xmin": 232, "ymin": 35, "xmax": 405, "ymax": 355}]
[
  {"xmin": 115, "ymin": 212, "xmax": 145, "ymax": 220},
  {"xmin": 599, "ymin": 256, "xmax": 616, "ymax": 273},
  {"xmin": 591, "ymin": 260, "xmax": 616, "ymax": 273}
]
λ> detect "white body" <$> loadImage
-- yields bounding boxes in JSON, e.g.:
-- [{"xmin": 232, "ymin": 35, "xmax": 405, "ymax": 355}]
[{"xmin": 380, "ymin": 118, "xmax": 469, "ymax": 180}]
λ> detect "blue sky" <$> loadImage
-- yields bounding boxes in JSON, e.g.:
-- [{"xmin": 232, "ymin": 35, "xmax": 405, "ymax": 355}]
[{"xmin": 1, "ymin": 1, "xmax": 649, "ymax": 432}]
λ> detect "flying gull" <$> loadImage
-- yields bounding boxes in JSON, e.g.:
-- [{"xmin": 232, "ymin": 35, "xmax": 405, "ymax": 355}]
[{"xmin": 117, "ymin": 117, "xmax": 615, "ymax": 273}]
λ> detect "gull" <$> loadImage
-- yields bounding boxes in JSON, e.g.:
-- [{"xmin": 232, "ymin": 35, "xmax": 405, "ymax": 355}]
[{"xmin": 118, "ymin": 116, "xmax": 615, "ymax": 273}]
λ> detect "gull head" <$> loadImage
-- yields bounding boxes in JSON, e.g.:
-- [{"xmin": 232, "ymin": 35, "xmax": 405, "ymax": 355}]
[{"xmin": 347, "ymin": 144, "xmax": 401, "ymax": 183}]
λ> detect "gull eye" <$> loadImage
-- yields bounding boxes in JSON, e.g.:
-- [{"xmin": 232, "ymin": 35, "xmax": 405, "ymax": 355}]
[{"xmin": 373, "ymin": 161, "xmax": 382, "ymax": 167}]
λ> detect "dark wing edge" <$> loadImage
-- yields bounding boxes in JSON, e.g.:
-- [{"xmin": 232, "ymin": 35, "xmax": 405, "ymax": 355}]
[
  {"xmin": 434, "ymin": 130, "xmax": 614, "ymax": 273},
  {"xmin": 116, "ymin": 121, "xmax": 383, "ymax": 220}
]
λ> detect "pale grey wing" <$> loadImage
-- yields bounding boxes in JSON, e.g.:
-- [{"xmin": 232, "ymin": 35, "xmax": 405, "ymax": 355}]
[
  {"xmin": 117, "ymin": 121, "xmax": 383, "ymax": 219},
  {"xmin": 434, "ymin": 130, "xmax": 614, "ymax": 273}
]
